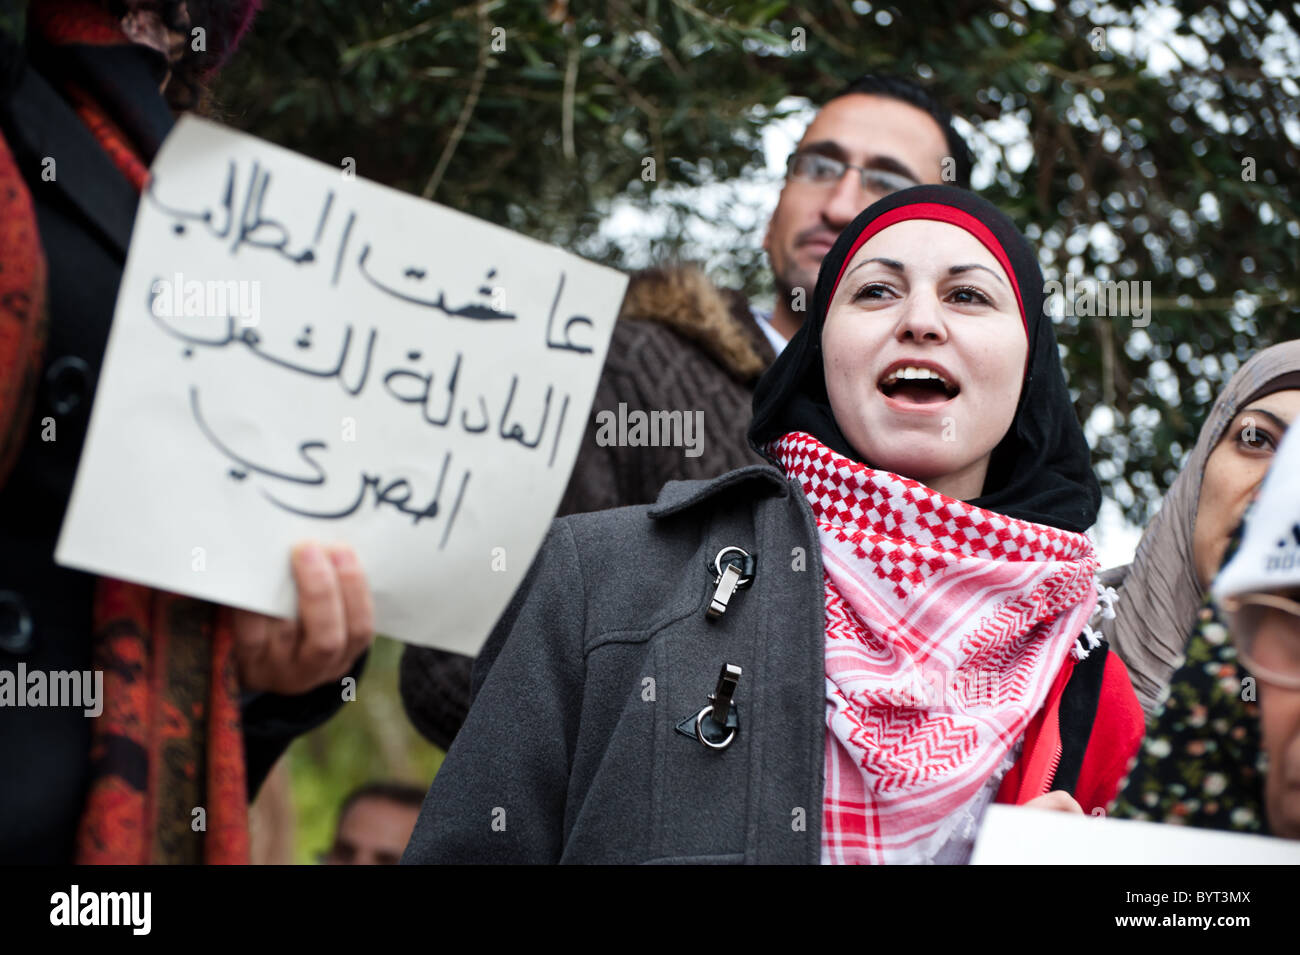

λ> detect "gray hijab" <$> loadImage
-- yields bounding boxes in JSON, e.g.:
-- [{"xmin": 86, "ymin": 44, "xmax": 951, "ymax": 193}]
[{"xmin": 1103, "ymin": 339, "xmax": 1300, "ymax": 714}]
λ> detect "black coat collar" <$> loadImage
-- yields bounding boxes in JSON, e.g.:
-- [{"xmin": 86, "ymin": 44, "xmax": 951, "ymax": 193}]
[
  {"xmin": 1, "ymin": 42, "xmax": 174, "ymax": 259},
  {"xmin": 647, "ymin": 464, "xmax": 790, "ymax": 520}
]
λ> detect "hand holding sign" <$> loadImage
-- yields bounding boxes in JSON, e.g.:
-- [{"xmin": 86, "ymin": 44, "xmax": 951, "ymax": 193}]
[
  {"xmin": 232, "ymin": 541, "xmax": 375, "ymax": 695},
  {"xmin": 56, "ymin": 117, "xmax": 626, "ymax": 654}
]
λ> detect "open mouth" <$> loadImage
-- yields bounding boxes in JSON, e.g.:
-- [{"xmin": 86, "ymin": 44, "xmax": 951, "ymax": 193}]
[{"xmin": 878, "ymin": 365, "xmax": 959, "ymax": 405}]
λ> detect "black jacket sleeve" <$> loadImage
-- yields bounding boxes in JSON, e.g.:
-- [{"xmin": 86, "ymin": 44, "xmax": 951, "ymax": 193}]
[
  {"xmin": 239, "ymin": 651, "xmax": 368, "ymax": 798},
  {"xmin": 398, "ymin": 643, "xmax": 473, "ymax": 753}
]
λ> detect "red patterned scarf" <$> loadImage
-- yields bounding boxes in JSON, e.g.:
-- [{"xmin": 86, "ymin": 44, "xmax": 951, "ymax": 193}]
[
  {"xmin": 774, "ymin": 431, "xmax": 1099, "ymax": 864},
  {"xmin": 2, "ymin": 0, "xmax": 249, "ymax": 863}
]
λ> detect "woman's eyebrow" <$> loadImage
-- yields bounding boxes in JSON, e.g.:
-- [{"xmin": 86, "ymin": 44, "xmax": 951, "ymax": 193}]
[
  {"xmin": 1238, "ymin": 407, "xmax": 1291, "ymax": 431},
  {"xmin": 949, "ymin": 263, "xmax": 1007, "ymax": 288},
  {"xmin": 846, "ymin": 257, "xmax": 905, "ymax": 278}
]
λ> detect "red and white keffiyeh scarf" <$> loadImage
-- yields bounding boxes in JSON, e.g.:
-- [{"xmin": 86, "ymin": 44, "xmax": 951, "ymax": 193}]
[{"xmin": 773, "ymin": 432, "xmax": 1100, "ymax": 864}]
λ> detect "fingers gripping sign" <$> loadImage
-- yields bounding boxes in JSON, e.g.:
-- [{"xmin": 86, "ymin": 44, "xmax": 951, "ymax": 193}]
[
  {"xmin": 232, "ymin": 541, "xmax": 375, "ymax": 695},
  {"xmin": 1023, "ymin": 790, "xmax": 1085, "ymax": 814}
]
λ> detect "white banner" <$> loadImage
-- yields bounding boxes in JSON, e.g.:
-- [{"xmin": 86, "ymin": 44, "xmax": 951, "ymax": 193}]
[
  {"xmin": 972, "ymin": 804, "xmax": 1300, "ymax": 864},
  {"xmin": 56, "ymin": 116, "xmax": 626, "ymax": 653}
]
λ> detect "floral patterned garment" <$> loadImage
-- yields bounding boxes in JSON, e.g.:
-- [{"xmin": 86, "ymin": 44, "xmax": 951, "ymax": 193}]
[{"xmin": 1109, "ymin": 600, "xmax": 1268, "ymax": 834}]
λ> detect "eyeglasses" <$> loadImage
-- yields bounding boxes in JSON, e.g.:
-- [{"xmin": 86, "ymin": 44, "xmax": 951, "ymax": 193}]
[
  {"xmin": 1219, "ymin": 591, "xmax": 1300, "ymax": 690},
  {"xmin": 785, "ymin": 150, "xmax": 918, "ymax": 196}
]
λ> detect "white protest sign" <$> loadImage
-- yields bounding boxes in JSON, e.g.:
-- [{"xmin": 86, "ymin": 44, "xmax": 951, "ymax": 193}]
[
  {"xmin": 972, "ymin": 804, "xmax": 1300, "ymax": 864},
  {"xmin": 55, "ymin": 116, "xmax": 626, "ymax": 653}
]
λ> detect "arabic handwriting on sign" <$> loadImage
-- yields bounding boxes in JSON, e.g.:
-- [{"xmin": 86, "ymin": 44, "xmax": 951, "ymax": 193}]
[
  {"xmin": 148, "ymin": 284, "xmax": 377, "ymax": 397},
  {"xmin": 331, "ymin": 211, "xmax": 356, "ymax": 287},
  {"xmin": 230, "ymin": 162, "xmax": 330, "ymax": 264},
  {"xmin": 497, "ymin": 375, "xmax": 552, "ymax": 450},
  {"xmin": 190, "ymin": 386, "xmax": 327, "ymax": 487},
  {"xmin": 260, "ymin": 458, "xmax": 472, "ymax": 546},
  {"xmin": 461, "ymin": 395, "xmax": 490, "ymax": 434},
  {"xmin": 381, "ymin": 351, "xmax": 462, "ymax": 428},
  {"xmin": 544, "ymin": 272, "xmax": 595, "ymax": 354},
  {"xmin": 145, "ymin": 155, "xmax": 611, "ymax": 360},
  {"xmin": 152, "ymin": 291, "xmax": 571, "ymax": 452},
  {"xmin": 355, "ymin": 247, "xmax": 517, "ymax": 321},
  {"xmin": 145, "ymin": 158, "xmax": 236, "ymax": 239},
  {"xmin": 548, "ymin": 394, "xmax": 570, "ymax": 468},
  {"xmin": 190, "ymin": 386, "xmax": 470, "ymax": 547},
  {"xmin": 146, "ymin": 161, "xmax": 334, "ymax": 267},
  {"xmin": 232, "ymin": 324, "xmax": 376, "ymax": 398}
]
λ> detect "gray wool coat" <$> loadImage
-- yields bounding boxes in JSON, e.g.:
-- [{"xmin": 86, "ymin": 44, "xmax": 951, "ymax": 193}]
[{"xmin": 402, "ymin": 464, "xmax": 828, "ymax": 864}]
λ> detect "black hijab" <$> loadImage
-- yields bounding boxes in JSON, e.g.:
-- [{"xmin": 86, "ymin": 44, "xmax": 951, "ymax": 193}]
[{"xmin": 749, "ymin": 184, "xmax": 1100, "ymax": 533}]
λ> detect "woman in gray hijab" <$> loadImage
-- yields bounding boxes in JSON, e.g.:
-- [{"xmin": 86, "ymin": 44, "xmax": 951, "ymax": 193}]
[{"xmin": 1104, "ymin": 339, "xmax": 1300, "ymax": 714}]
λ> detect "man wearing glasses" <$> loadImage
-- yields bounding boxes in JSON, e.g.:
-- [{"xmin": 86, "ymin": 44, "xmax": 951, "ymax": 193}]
[
  {"xmin": 758, "ymin": 74, "xmax": 971, "ymax": 349},
  {"xmin": 400, "ymin": 74, "xmax": 974, "ymax": 750}
]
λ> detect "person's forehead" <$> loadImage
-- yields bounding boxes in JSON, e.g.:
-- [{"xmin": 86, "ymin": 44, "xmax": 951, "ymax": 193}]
[
  {"xmin": 851, "ymin": 219, "xmax": 1000, "ymax": 268},
  {"xmin": 797, "ymin": 93, "xmax": 949, "ymax": 163},
  {"xmin": 341, "ymin": 796, "xmax": 420, "ymax": 829},
  {"xmin": 1233, "ymin": 389, "xmax": 1300, "ymax": 429},
  {"xmin": 1254, "ymin": 389, "xmax": 1300, "ymax": 420}
]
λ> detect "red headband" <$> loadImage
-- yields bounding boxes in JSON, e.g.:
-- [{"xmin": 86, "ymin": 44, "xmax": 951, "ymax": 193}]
[{"xmin": 827, "ymin": 202, "xmax": 1030, "ymax": 338}]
